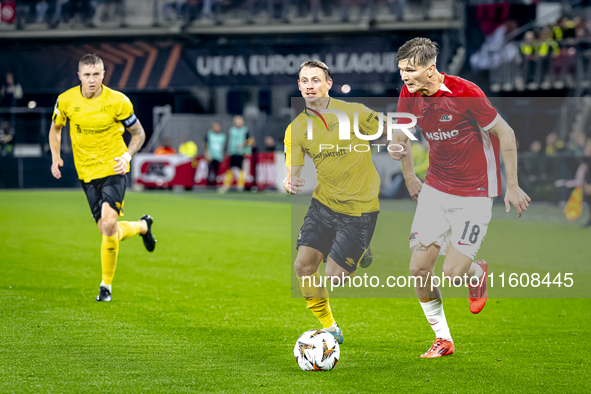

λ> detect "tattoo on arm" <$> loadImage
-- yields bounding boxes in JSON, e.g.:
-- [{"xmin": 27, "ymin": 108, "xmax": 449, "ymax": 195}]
[
  {"xmin": 503, "ymin": 148, "xmax": 515, "ymax": 152},
  {"xmin": 127, "ymin": 124, "xmax": 145, "ymax": 157}
]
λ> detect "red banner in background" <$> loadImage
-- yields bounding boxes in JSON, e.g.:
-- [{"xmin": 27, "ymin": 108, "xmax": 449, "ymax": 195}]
[
  {"xmin": 192, "ymin": 155, "xmax": 255, "ymax": 187},
  {"xmin": 255, "ymin": 152, "xmax": 277, "ymax": 191},
  {"xmin": 134, "ymin": 154, "xmax": 194, "ymax": 189},
  {"xmin": 132, "ymin": 153, "xmax": 275, "ymax": 191},
  {"xmin": 0, "ymin": 1, "xmax": 15, "ymax": 24}
]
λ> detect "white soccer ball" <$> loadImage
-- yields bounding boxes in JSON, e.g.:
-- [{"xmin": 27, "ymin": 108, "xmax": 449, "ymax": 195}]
[{"xmin": 293, "ymin": 329, "xmax": 340, "ymax": 371}]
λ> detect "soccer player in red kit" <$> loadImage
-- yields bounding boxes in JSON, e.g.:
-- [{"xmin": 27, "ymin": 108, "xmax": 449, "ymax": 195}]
[{"xmin": 388, "ymin": 38, "xmax": 531, "ymax": 358}]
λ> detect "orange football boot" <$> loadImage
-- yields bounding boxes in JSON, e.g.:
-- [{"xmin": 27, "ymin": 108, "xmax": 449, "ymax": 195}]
[
  {"xmin": 468, "ymin": 260, "xmax": 488, "ymax": 314},
  {"xmin": 421, "ymin": 338, "xmax": 455, "ymax": 358}
]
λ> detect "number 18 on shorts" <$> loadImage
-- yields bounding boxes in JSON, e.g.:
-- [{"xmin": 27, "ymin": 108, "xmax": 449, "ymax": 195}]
[{"xmin": 409, "ymin": 184, "xmax": 493, "ymax": 260}]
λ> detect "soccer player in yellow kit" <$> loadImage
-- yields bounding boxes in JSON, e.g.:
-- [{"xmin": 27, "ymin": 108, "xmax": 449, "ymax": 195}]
[
  {"xmin": 284, "ymin": 60, "xmax": 407, "ymax": 343},
  {"xmin": 49, "ymin": 54, "xmax": 157, "ymax": 302}
]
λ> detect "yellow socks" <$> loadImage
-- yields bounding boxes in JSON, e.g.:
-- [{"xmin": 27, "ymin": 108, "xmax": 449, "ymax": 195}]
[
  {"xmin": 100, "ymin": 221, "xmax": 140, "ymax": 286},
  {"xmin": 101, "ymin": 234, "xmax": 119, "ymax": 285},
  {"xmin": 222, "ymin": 169, "xmax": 245, "ymax": 189},
  {"xmin": 237, "ymin": 170, "xmax": 245, "ymax": 189},
  {"xmin": 298, "ymin": 271, "xmax": 335, "ymax": 329},
  {"xmin": 118, "ymin": 221, "xmax": 141, "ymax": 242},
  {"xmin": 223, "ymin": 170, "xmax": 233, "ymax": 187}
]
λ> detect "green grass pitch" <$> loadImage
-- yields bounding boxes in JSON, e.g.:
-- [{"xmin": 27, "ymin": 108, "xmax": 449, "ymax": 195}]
[{"xmin": 0, "ymin": 191, "xmax": 589, "ymax": 393}]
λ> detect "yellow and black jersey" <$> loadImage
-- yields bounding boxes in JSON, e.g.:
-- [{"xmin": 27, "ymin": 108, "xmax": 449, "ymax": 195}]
[
  {"xmin": 53, "ymin": 85, "xmax": 137, "ymax": 182},
  {"xmin": 285, "ymin": 98, "xmax": 381, "ymax": 216}
]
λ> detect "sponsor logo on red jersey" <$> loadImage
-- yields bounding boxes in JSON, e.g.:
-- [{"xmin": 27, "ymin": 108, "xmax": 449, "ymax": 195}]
[{"xmin": 424, "ymin": 130, "xmax": 459, "ymax": 140}]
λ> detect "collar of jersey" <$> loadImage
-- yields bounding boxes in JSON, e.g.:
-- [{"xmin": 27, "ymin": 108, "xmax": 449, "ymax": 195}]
[
  {"xmin": 433, "ymin": 73, "xmax": 452, "ymax": 96},
  {"xmin": 303, "ymin": 97, "xmax": 331, "ymax": 130},
  {"xmin": 417, "ymin": 73, "xmax": 452, "ymax": 98},
  {"xmin": 78, "ymin": 84, "xmax": 105, "ymax": 101}
]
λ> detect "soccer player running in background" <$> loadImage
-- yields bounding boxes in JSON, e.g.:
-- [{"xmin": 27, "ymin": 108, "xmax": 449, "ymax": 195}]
[
  {"xmin": 388, "ymin": 38, "xmax": 531, "ymax": 357},
  {"xmin": 284, "ymin": 60, "xmax": 406, "ymax": 343},
  {"xmin": 220, "ymin": 115, "xmax": 253, "ymax": 193},
  {"xmin": 49, "ymin": 54, "xmax": 157, "ymax": 302}
]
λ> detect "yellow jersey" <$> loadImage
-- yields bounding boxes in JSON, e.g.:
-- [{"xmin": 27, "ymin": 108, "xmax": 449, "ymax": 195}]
[
  {"xmin": 52, "ymin": 85, "xmax": 137, "ymax": 182},
  {"xmin": 285, "ymin": 98, "xmax": 381, "ymax": 216}
]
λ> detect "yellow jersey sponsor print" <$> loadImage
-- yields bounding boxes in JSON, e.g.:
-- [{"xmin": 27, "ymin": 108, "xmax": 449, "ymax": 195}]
[
  {"xmin": 284, "ymin": 98, "xmax": 381, "ymax": 216},
  {"xmin": 53, "ymin": 85, "xmax": 136, "ymax": 182}
]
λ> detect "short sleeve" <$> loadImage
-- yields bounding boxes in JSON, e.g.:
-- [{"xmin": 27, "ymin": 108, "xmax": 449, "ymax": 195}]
[
  {"xmin": 284, "ymin": 124, "xmax": 304, "ymax": 167},
  {"xmin": 355, "ymin": 104, "xmax": 381, "ymax": 135},
  {"xmin": 464, "ymin": 84, "xmax": 499, "ymax": 130},
  {"xmin": 52, "ymin": 96, "xmax": 68, "ymax": 126},
  {"xmin": 116, "ymin": 94, "xmax": 137, "ymax": 128}
]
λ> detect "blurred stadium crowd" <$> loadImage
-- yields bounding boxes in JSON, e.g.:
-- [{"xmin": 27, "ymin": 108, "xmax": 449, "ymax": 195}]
[
  {"xmin": 6, "ymin": 0, "xmax": 446, "ymax": 29},
  {"xmin": 486, "ymin": 16, "xmax": 591, "ymax": 92}
]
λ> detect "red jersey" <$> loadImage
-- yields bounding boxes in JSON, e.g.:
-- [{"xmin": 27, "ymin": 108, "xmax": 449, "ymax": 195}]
[{"xmin": 397, "ymin": 73, "xmax": 501, "ymax": 197}]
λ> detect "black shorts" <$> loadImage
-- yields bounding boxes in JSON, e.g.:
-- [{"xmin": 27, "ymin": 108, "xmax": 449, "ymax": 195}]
[
  {"xmin": 207, "ymin": 160, "xmax": 220, "ymax": 186},
  {"xmin": 229, "ymin": 154, "xmax": 244, "ymax": 168},
  {"xmin": 80, "ymin": 174, "xmax": 127, "ymax": 222},
  {"xmin": 296, "ymin": 198, "xmax": 379, "ymax": 272}
]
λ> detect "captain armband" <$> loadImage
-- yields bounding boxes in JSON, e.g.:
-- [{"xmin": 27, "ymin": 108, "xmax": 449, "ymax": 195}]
[{"xmin": 122, "ymin": 113, "xmax": 138, "ymax": 128}]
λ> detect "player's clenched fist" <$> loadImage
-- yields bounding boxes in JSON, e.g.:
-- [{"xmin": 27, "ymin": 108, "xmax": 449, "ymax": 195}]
[
  {"xmin": 284, "ymin": 176, "xmax": 305, "ymax": 195},
  {"xmin": 388, "ymin": 143, "xmax": 407, "ymax": 161},
  {"xmin": 51, "ymin": 158, "xmax": 64, "ymax": 179}
]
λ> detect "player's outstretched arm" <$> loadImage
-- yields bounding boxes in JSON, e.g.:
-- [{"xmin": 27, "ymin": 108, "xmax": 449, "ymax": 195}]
[
  {"xmin": 489, "ymin": 117, "xmax": 531, "ymax": 217},
  {"xmin": 284, "ymin": 166, "xmax": 305, "ymax": 195},
  {"xmin": 114, "ymin": 121, "xmax": 146, "ymax": 175},
  {"xmin": 49, "ymin": 121, "xmax": 64, "ymax": 179}
]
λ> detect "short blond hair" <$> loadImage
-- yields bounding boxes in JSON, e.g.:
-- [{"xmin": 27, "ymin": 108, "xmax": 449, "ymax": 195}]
[{"xmin": 79, "ymin": 54, "xmax": 104, "ymax": 70}]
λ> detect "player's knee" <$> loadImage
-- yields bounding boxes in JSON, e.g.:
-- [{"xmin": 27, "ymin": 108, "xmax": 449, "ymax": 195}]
[
  {"xmin": 326, "ymin": 274, "xmax": 346, "ymax": 287},
  {"xmin": 294, "ymin": 258, "xmax": 316, "ymax": 277},
  {"xmin": 329, "ymin": 275, "xmax": 345, "ymax": 286},
  {"xmin": 100, "ymin": 218, "xmax": 118, "ymax": 237},
  {"xmin": 409, "ymin": 261, "xmax": 431, "ymax": 278}
]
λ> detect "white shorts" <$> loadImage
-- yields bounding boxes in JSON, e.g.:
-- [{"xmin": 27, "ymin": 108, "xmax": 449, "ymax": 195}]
[{"xmin": 409, "ymin": 184, "xmax": 493, "ymax": 260}]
